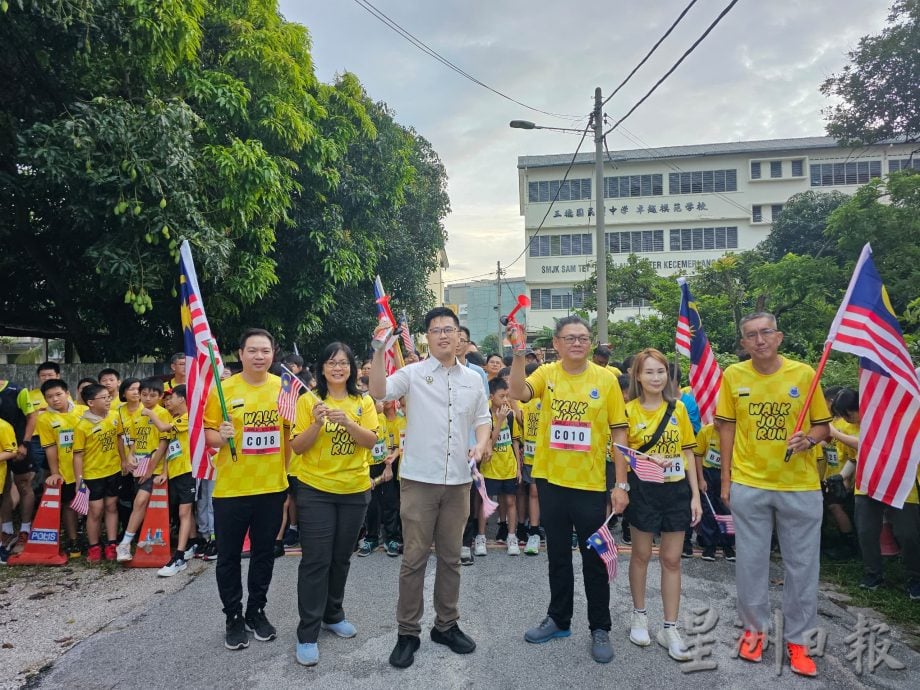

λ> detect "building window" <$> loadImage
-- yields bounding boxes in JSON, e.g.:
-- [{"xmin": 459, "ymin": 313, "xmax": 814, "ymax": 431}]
[
  {"xmin": 809, "ymin": 161, "xmax": 882, "ymax": 187},
  {"xmin": 791, "ymin": 159, "xmax": 804, "ymax": 177},
  {"xmin": 614, "ymin": 297, "xmax": 652, "ymax": 308},
  {"xmin": 889, "ymin": 158, "xmax": 920, "ymax": 173},
  {"xmin": 605, "ymin": 230, "xmax": 665, "ymax": 254},
  {"xmin": 750, "ymin": 161, "xmax": 761, "ymax": 180},
  {"xmin": 530, "ymin": 287, "xmax": 585, "ymax": 311},
  {"xmin": 669, "ymin": 227, "xmax": 738, "ymax": 252},
  {"xmin": 771, "ymin": 204, "xmax": 783, "ymax": 221},
  {"xmin": 604, "ymin": 174, "xmax": 663, "ymax": 198},
  {"xmin": 529, "ymin": 233, "xmax": 593, "ymax": 258},
  {"xmin": 752, "ymin": 205, "xmax": 763, "ymax": 223},
  {"xmin": 770, "ymin": 161, "xmax": 782, "ymax": 178},
  {"xmin": 668, "ymin": 169, "xmax": 737, "ymax": 194},
  {"xmin": 528, "ymin": 178, "xmax": 592, "ymax": 202}
]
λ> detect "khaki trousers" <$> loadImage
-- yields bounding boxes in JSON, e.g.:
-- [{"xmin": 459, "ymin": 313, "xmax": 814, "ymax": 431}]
[{"xmin": 396, "ymin": 478, "xmax": 471, "ymax": 636}]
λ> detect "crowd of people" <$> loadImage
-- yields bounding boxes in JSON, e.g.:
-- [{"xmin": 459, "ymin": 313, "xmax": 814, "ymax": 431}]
[{"xmin": 0, "ymin": 308, "xmax": 917, "ymax": 677}]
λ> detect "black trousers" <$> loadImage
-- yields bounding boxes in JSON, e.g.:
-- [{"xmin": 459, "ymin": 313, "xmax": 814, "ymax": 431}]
[
  {"xmin": 537, "ymin": 479, "xmax": 611, "ymax": 631},
  {"xmin": 213, "ymin": 490, "xmax": 286, "ymax": 618},
  {"xmin": 855, "ymin": 495, "xmax": 920, "ymax": 581},
  {"xmin": 295, "ymin": 479, "xmax": 370, "ymax": 643},
  {"xmin": 365, "ymin": 465, "xmax": 402, "ymax": 542}
]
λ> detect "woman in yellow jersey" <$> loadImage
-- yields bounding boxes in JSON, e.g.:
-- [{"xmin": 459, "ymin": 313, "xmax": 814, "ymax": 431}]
[
  {"xmin": 624, "ymin": 348, "xmax": 701, "ymax": 662},
  {"xmin": 290, "ymin": 342, "xmax": 378, "ymax": 667}
]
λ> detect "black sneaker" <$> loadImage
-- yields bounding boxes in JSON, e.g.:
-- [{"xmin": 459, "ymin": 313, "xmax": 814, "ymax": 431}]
[
  {"xmin": 385, "ymin": 540, "xmax": 401, "ymax": 557},
  {"xmin": 516, "ymin": 524, "xmax": 528, "ymax": 545},
  {"xmin": 430, "ymin": 624, "xmax": 476, "ymax": 654},
  {"xmin": 682, "ymin": 541, "xmax": 693, "ymax": 558},
  {"xmin": 244, "ymin": 608, "xmax": 277, "ymax": 642},
  {"xmin": 273, "ymin": 540, "xmax": 284, "ymax": 559},
  {"xmin": 203, "ymin": 540, "xmax": 218, "ymax": 561},
  {"xmin": 495, "ymin": 522, "xmax": 508, "ymax": 544},
  {"xmin": 389, "ymin": 634, "xmax": 421, "ymax": 668},
  {"xmin": 225, "ymin": 613, "xmax": 249, "ymax": 650},
  {"xmin": 723, "ymin": 546, "xmax": 736, "ymax": 562},
  {"xmin": 701, "ymin": 547, "xmax": 717, "ymax": 562},
  {"xmin": 621, "ymin": 526, "xmax": 631, "ymax": 545},
  {"xmin": 859, "ymin": 575, "xmax": 884, "ymax": 591},
  {"xmin": 538, "ymin": 526, "xmax": 546, "ymax": 543},
  {"xmin": 283, "ymin": 527, "xmax": 299, "ymax": 548}
]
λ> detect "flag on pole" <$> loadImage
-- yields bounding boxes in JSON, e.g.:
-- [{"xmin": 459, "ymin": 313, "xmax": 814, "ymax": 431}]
[
  {"xmin": 701, "ymin": 490, "xmax": 735, "ymax": 535},
  {"xmin": 469, "ymin": 459, "xmax": 499, "ymax": 519},
  {"xmin": 373, "ymin": 276, "xmax": 401, "ymax": 374},
  {"xmin": 70, "ymin": 481, "xmax": 90, "ymax": 516},
  {"xmin": 179, "ymin": 240, "xmax": 222, "ymax": 481},
  {"xmin": 399, "ymin": 311, "xmax": 415, "ymax": 355},
  {"xmin": 585, "ymin": 520, "xmax": 618, "ymax": 581},
  {"xmin": 825, "ymin": 244, "xmax": 920, "ymax": 508},
  {"xmin": 278, "ymin": 366, "xmax": 304, "ymax": 423},
  {"xmin": 613, "ymin": 443, "xmax": 665, "ymax": 483},
  {"xmin": 675, "ymin": 277, "xmax": 722, "ymax": 424}
]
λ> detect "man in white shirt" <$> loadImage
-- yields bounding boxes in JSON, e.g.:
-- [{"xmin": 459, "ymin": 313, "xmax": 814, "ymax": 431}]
[{"xmin": 370, "ymin": 307, "xmax": 491, "ymax": 669}]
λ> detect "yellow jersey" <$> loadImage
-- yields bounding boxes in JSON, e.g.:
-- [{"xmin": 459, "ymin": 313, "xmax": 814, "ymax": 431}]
[
  {"xmin": 385, "ymin": 415, "xmax": 406, "ymax": 455},
  {"xmin": 625, "ymin": 398, "xmax": 696, "ymax": 482},
  {"xmin": 822, "ymin": 418, "xmax": 847, "ymax": 479},
  {"xmin": 0, "ymin": 418, "xmax": 16, "ymax": 493},
  {"xmin": 715, "ymin": 358, "xmax": 832, "ymax": 491},
  {"xmin": 204, "ymin": 373, "xmax": 288, "ymax": 498},
  {"xmin": 292, "ymin": 393, "xmax": 377, "ymax": 494},
  {"xmin": 73, "ymin": 412, "xmax": 121, "ymax": 480},
  {"xmin": 165, "ymin": 413, "xmax": 192, "ymax": 478},
  {"xmin": 371, "ymin": 412, "xmax": 389, "ymax": 465},
  {"xmin": 521, "ymin": 398, "xmax": 541, "ymax": 467},
  {"xmin": 29, "ymin": 388, "xmax": 48, "ymax": 416},
  {"xmin": 694, "ymin": 423, "xmax": 721, "ymax": 469},
  {"xmin": 36, "ymin": 407, "xmax": 80, "ymax": 484},
  {"xmin": 116, "ymin": 404, "xmax": 171, "ymax": 474},
  {"xmin": 526, "ymin": 361, "xmax": 627, "ymax": 492},
  {"xmin": 482, "ymin": 408, "xmax": 520, "ymax": 480}
]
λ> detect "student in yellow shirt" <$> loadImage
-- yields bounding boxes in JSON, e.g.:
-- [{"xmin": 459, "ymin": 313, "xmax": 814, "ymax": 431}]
[
  {"xmin": 167, "ymin": 352, "xmax": 187, "ymax": 389},
  {"xmin": 358, "ymin": 400, "xmax": 400, "ymax": 557},
  {"xmin": 73, "ymin": 377, "xmax": 97, "ymax": 417},
  {"xmin": 73, "ymin": 383, "xmax": 122, "ymax": 562},
  {"xmin": 205, "ymin": 328, "xmax": 289, "ymax": 652},
  {"xmin": 37, "ymin": 379, "xmax": 81, "ymax": 556},
  {"xmin": 519, "ymin": 362, "xmax": 543, "ymax": 556},
  {"xmin": 822, "ymin": 388, "xmax": 858, "ymax": 559},
  {"xmin": 693, "ymin": 423, "xmax": 734, "ymax": 562},
  {"xmin": 479, "ymin": 377, "xmax": 522, "ymax": 556},
  {"xmin": 290, "ymin": 342, "xmax": 378, "ymax": 667},
  {"xmin": 0, "ymin": 418, "xmax": 17, "ymax": 564},
  {"xmin": 0, "ymin": 378, "xmax": 38, "ymax": 555}
]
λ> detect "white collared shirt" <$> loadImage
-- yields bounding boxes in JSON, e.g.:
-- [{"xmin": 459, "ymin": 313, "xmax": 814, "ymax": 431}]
[{"xmin": 383, "ymin": 356, "xmax": 490, "ymax": 485}]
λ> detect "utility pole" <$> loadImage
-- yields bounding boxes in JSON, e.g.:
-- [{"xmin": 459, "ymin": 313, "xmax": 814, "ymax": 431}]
[
  {"xmin": 593, "ymin": 87, "xmax": 608, "ymax": 346},
  {"xmin": 496, "ymin": 260, "xmax": 503, "ymax": 353}
]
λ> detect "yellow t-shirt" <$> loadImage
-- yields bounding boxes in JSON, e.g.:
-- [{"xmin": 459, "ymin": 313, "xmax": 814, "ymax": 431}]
[
  {"xmin": 370, "ymin": 413, "xmax": 389, "ymax": 465},
  {"xmin": 715, "ymin": 358, "xmax": 832, "ymax": 491},
  {"xmin": 73, "ymin": 412, "xmax": 121, "ymax": 480},
  {"xmin": 526, "ymin": 361, "xmax": 628, "ymax": 492},
  {"xmin": 385, "ymin": 415, "xmax": 406, "ymax": 454},
  {"xmin": 165, "ymin": 413, "xmax": 192, "ymax": 478},
  {"xmin": 521, "ymin": 398, "xmax": 541, "ymax": 467},
  {"xmin": 204, "ymin": 373, "xmax": 288, "ymax": 498},
  {"xmin": 822, "ymin": 418, "xmax": 847, "ymax": 478},
  {"xmin": 29, "ymin": 388, "xmax": 48, "ymax": 416},
  {"xmin": 0, "ymin": 418, "xmax": 16, "ymax": 493},
  {"xmin": 626, "ymin": 399, "xmax": 696, "ymax": 482},
  {"xmin": 292, "ymin": 393, "xmax": 377, "ymax": 494},
  {"xmin": 694, "ymin": 423, "xmax": 721, "ymax": 469},
  {"xmin": 116, "ymin": 404, "xmax": 171, "ymax": 474},
  {"xmin": 607, "ymin": 365, "xmax": 623, "ymax": 377},
  {"xmin": 482, "ymin": 408, "xmax": 520, "ymax": 480},
  {"xmin": 36, "ymin": 408, "xmax": 79, "ymax": 484},
  {"xmin": 73, "ymin": 403, "xmax": 89, "ymax": 417}
]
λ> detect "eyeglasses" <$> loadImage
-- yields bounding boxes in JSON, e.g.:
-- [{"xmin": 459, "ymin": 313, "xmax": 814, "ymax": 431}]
[
  {"xmin": 458, "ymin": 338, "xmax": 470, "ymax": 344},
  {"xmin": 324, "ymin": 360, "xmax": 350, "ymax": 369},
  {"xmin": 89, "ymin": 395, "xmax": 111, "ymax": 402},
  {"xmin": 742, "ymin": 328, "xmax": 778, "ymax": 340},
  {"xmin": 428, "ymin": 326, "xmax": 458, "ymax": 336},
  {"xmin": 558, "ymin": 335, "xmax": 591, "ymax": 345}
]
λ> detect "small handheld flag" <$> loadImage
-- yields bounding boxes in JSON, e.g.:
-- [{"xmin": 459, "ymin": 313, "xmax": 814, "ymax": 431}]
[
  {"xmin": 701, "ymin": 490, "xmax": 734, "ymax": 535},
  {"xmin": 613, "ymin": 443, "xmax": 665, "ymax": 483},
  {"xmin": 586, "ymin": 517, "xmax": 618, "ymax": 581},
  {"xmin": 70, "ymin": 481, "xmax": 90, "ymax": 516},
  {"xmin": 469, "ymin": 459, "xmax": 498, "ymax": 519},
  {"xmin": 278, "ymin": 365, "xmax": 304, "ymax": 423},
  {"xmin": 132, "ymin": 454, "xmax": 152, "ymax": 478}
]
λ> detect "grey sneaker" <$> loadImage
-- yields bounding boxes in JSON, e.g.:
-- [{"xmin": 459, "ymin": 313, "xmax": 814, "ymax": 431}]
[
  {"xmin": 460, "ymin": 546, "xmax": 474, "ymax": 566},
  {"xmin": 524, "ymin": 616, "xmax": 571, "ymax": 644},
  {"xmin": 590, "ymin": 629, "xmax": 614, "ymax": 664}
]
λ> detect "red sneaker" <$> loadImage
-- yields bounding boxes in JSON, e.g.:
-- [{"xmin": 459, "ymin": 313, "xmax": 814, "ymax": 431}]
[
  {"xmin": 104, "ymin": 543, "xmax": 118, "ymax": 561},
  {"xmin": 787, "ymin": 643, "xmax": 817, "ymax": 677},
  {"xmin": 87, "ymin": 544, "xmax": 102, "ymax": 562},
  {"xmin": 738, "ymin": 630, "xmax": 764, "ymax": 663}
]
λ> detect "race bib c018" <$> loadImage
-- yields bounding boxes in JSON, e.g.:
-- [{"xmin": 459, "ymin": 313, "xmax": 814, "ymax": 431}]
[{"xmin": 242, "ymin": 426, "xmax": 281, "ymax": 455}]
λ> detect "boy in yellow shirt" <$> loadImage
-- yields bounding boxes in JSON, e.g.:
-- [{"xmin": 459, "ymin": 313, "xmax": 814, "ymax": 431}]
[
  {"xmin": 0, "ymin": 418, "xmax": 16, "ymax": 564},
  {"xmin": 479, "ymin": 378, "xmax": 522, "ymax": 556}
]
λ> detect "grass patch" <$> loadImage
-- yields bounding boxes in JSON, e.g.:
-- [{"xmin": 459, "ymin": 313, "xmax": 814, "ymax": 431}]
[{"xmin": 821, "ymin": 556, "xmax": 920, "ymax": 632}]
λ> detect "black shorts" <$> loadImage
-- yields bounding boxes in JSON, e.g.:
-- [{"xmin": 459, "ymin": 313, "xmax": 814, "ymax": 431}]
[
  {"xmin": 485, "ymin": 477, "xmax": 518, "ymax": 496},
  {"xmin": 169, "ymin": 472, "xmax": 196, "ymax": 505},
  {"xmin": 135, "ymin": 476, "xmax": 154, "ymax": 494},
  {"xmin": 287, "ymin": 474, "xmax": 298, "ymax": 497},
  {"xmin": 626, "ymin": 476, "xmax": 691, "ymax": 534},
  {"xmin": 10, "ymin": 456, "xmax": 36, "ymax": 475},
  {"xmin": 85, "ymin": 472, "xmax": 122, "ymax": 501},
  {"xmin": 521, "ymin": 464, "xmax": 535, "ymax": 485},
  {"xmin": 61, "ymin": 482, "xmax": 76, "ymax": 505}
]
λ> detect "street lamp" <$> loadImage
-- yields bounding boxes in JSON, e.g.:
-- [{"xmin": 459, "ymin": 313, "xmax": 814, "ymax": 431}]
[{"xmin": 510, "ymin": 87, "xmax": 609, "ymax": 344}]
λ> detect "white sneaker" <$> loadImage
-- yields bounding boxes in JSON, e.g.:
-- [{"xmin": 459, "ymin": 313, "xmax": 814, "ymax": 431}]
[
  {"xmin": 657, "ymin": 626, "xmax": 691, "ymax": 661},
  {"xmin": 524, "ymin": 534, "xmax": 540, "ymax": 555},
  {"xmin": 460, "ymin": 546, "xmax": 474, "ymax": 566},
  {"xmin": 115, "ymin": 542, "xmax": 133, "ymax": 563},
  {"xmin": 474, "ymin": 534, "xmax": 487, "ymax": 557},
  {"xmin": 507, "ymin": 537, "xmax": 520, "ymax": 556},
  {"xmin": 183, "ymin": 544, "xmax": 197, "ymax": 561},
  {"xmin": 157, "ymin": 556, "xmax": 187, "ymax": 577},
  {"xmin": 629, "ymin": 611, "xmax": 651, "ymax": 647}
]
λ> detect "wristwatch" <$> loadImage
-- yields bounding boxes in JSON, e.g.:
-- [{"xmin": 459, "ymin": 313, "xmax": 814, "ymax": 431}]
[{"xmin": 614, "ymin": 482, "xmax": 630, "ymax": 492}]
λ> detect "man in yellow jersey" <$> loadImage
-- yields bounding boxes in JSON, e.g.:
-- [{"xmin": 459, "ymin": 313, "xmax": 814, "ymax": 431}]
[
  {"xmin": 205, "ymin": 328, "xmax": 288, "ymax": 652},
  {"xmin": 591, "ymin": 345, "xmax": 622, "ymax": 377},
  {"xmin": 370, "ymin": 307, "xmax": 491, "ymax": 670},
  {"xmin": 509, "ymin": 316, "xmax": 629, "ymax": 665},
  {"xmin": 716, "ymin": 312, "xmax": 831, "ymax": 677}
]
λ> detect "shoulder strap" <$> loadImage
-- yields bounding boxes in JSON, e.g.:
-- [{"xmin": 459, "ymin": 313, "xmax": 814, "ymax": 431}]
[{"xmin": 636, "ymin": 400, "xmax": 676, "ymax": 455}]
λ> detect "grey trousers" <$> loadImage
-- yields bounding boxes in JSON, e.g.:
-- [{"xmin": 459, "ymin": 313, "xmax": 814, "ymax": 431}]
[
  {"xmin": 855, "ymin": 495, "xmax": 920, "ymax": 581},
  {"xmin": 731, "ymin": 483, "xmax": 822, "ymax": 644},
  {"xmin": 196, "ymin": 478, "xmax": 215, "ymax": 538}
]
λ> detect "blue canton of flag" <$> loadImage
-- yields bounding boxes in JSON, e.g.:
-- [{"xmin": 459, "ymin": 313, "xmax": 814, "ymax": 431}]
[{"xmin": 586, "ymin": 522, "xmax": 618, "ymax": 582}]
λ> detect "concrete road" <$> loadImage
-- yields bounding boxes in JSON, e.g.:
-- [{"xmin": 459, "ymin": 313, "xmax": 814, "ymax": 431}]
[{"xmin": 34, "ymin": 546, "xmax": 918, "ymax": 689}]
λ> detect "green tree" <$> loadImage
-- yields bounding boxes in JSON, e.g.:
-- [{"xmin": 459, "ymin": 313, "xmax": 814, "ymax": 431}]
[
  {"xmin": 578, "ymin": 253, "xmax": 667, "ymax": 318},
  {"xmin": 759, "ymin": 191, "xmax": 851, "ymax": 262},
  {"xmin": 821, "ymin": 0, "xmax": 920, "ymax": 145},
  {"xmin": 480, "ymin": 334, "xmax": 500, "ymax": 355}
]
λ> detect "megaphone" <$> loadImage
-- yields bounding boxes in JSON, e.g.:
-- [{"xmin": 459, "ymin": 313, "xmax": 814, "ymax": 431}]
[{"xmin": 500, "ymin": 294, "xmax": 531, "ymax": 326}]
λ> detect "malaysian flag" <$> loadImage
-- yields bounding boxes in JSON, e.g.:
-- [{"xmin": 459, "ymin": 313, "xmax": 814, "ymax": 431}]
[
  {"xmin": 586, "ymin": 520, "xmax": 618, "ymax": 581},
  {"xmin": 373, "ymin": 276, "xmax": 400, "ymax": 374},
  {"xmin": 825, "ymin": 244, "xmax": 920, "ymax": 508},
  {"xmin": 701, "ymin": 490, "xmax": 734, "ymax": 535},
  {"xmin": 132, "ymin": 454, "xmax": 152, "ymax": 478},
  {"xmin": 613, "ymin": 443, "xmax": 665, "ymax": 483},
  {"xmin": 675, "ymin": 277, "xmax": 722, "ymax": 424},
  {"xmin": 70, "ymin": 481, "xmax": 89, "ymax": 516},
  {"xmin": 398, "ymin": 311, "xmax": 415, "ymax": 356},
  {"xmin": 278, "ymin": 366, "xmax": 304, "ymax": 423},
  {"xmin": 179, "ymin": 240, "xmax": 222, "ymax": 480},
  {"xmin": 469, "ymin": 459, "xmax": 498, "ymax": 518}
]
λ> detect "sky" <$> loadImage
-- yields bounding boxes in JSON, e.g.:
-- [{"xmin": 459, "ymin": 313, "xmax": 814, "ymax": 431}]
[{"xmin": 279, "ymin": 0, "xmax": 890, "ymax": 284}]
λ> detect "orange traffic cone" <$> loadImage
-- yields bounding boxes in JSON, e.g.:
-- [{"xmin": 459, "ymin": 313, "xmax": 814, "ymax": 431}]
[
  {"xmin": 880, "ymin": 520, "xmax": 900, "ymax": 557},
  {"xmin": 242, "ymin": 530, "xmax": 251, "ymax": 559},
  {"xmin": 125, "ymin": 483, "xmax": 172, "ymax": 568},
  {"xmin": 8, "ymin": 486, "xmax": 68, "ymax": 566}
]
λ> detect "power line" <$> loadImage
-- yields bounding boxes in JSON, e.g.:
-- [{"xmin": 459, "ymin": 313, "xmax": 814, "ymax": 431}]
[
  {"xmin": 352, "ymin": 0, "xmax": 582, "ymax": 121},
  {"xmin": 604, "ymin": 0, "xmax": 742, "ymax": 137},
  {"xmin": 601, "ymin": 0, "xmax": 701, "ymax": 107}
]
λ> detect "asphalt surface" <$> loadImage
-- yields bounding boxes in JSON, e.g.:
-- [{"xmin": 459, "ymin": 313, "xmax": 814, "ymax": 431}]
[{"xmin": 34, "ymin": 543, "xmax": 919, "ymax": 689}]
